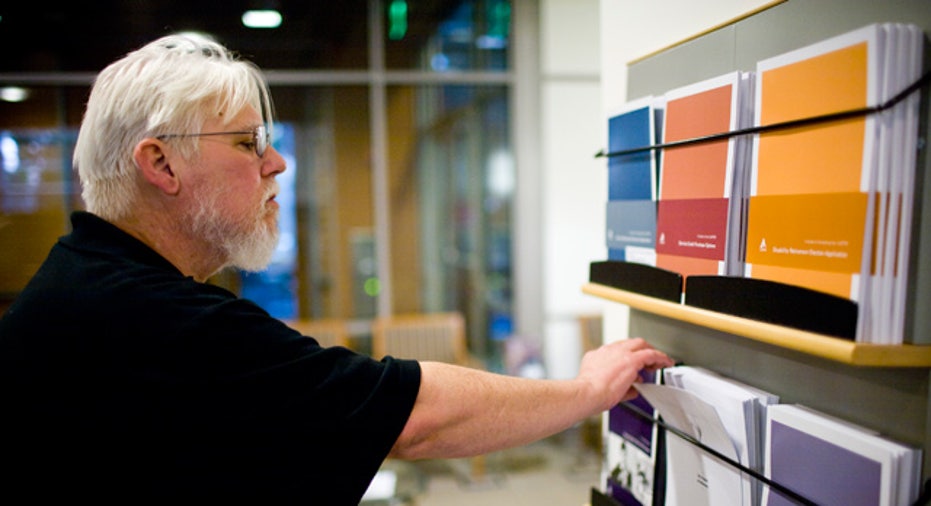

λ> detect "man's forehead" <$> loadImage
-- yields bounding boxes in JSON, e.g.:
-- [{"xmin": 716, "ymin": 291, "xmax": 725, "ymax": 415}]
[{"xmin": 204, "ymin": 105, "xmax": 262, "ymax": 127}]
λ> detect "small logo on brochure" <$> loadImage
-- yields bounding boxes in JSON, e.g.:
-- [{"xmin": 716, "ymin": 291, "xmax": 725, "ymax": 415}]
[{"xmin": 759, "ymin": 238, "xmax": 767, "ymax": 252}]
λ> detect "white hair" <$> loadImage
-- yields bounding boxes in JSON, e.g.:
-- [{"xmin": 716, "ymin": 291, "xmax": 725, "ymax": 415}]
[{"xmin": 73, "ymin": 33, "xmax": 275, "ymax": 220}]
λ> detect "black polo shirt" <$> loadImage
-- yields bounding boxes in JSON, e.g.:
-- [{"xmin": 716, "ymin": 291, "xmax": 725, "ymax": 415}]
[{"xmin": 0, "ymin": 212, "xmax": 421, "ymax": 504}]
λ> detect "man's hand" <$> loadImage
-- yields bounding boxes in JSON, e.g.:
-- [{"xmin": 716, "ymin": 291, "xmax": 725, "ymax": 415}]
[{"xmin": 576, "ymin": 337, "xmax": 675, "ymax": 412}]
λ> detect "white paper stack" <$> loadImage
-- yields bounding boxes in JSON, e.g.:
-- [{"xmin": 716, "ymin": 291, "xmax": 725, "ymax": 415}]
[
  {"xmin": 874, "ymin": 23, "xmax": 924, "ymax": 345},
  {"xmin": 635, "ymin": 366, "xmax": 779, "ymax": 506},
  {"xmin": 665, "ymin": 366, "xmax": 779, "ymax": 506}
]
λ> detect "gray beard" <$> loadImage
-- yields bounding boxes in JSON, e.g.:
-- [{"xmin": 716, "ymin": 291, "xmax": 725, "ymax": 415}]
[{"xmin": 189, "ymin": 185, "xmax": 279, "ymax": 273}]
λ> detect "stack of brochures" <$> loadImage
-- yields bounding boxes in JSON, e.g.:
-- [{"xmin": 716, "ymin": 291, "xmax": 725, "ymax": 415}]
[
  {"xmin": 605, "ymin": 71, "xmax": 755, "ymax": 288},
  {"xmin": 763, "ymin": 404, "xmax": 922, "ymax": 506},
  {"xmin": 622, "ymin": 366, "xmax": 921, "ymax": 506},
  {"xmin": 603, "ymin": 370, "xmax": 663, "ymax": 506},
  {"xmin": 654, "ymin": 71, "xmax": 754, "ymax": 286},
  {"xmin": 633, "ymin": 366, "xmax": 778, "ymax": 506},
  {"xmin": 745, "ymin": 23, "xmax": 924, "ymax": 344},
  {"xmin": 606, "ymin": 96, "xmax": 664, "ymax": 267},
  {"xmin": 602, "ymin": 23, "xmax": 924, "ymax": 343}
]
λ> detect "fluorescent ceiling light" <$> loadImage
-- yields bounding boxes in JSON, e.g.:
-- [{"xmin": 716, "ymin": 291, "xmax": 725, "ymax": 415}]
[
  {"xmin": 0, "ymin": 87, "xmax": 30, "ymax": 103},
  {"xmin": 242, "ymin": 10, "xmax": 282, "ymax": 29}
]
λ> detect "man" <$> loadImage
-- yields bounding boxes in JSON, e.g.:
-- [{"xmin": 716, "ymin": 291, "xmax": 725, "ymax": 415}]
[{"xmin": 0, "ymin": 34, "xmax": 673, "ymax": 503}]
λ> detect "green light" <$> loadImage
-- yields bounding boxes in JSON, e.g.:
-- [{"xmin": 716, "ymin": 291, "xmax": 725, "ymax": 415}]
[
  {"xmin": 364, "ymin": 277, "xmax": 381, "ymax": 297},
  {"xmin": 488, "ymin": 1, "xmax": 511, "ymax": 37},
  {"xmin": 388, "ymin": 0, "xmax": 408, "ymax": 40}
]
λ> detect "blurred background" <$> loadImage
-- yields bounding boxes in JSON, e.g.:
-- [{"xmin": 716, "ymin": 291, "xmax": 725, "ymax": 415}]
[{"xmin": 0, "ymin": 0, "xmax": 610, "ymax": 380}]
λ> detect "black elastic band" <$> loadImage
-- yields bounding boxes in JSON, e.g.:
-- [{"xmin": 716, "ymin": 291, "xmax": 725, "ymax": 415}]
[{"xmin": 595, "ymin": 70, "xmax": 931, "ymax": 159}]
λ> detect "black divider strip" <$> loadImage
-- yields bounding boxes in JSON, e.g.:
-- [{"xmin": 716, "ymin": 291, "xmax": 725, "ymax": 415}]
[{"xmin": 595, "ymin": 70, "xmax": 931, "ymax": 159}]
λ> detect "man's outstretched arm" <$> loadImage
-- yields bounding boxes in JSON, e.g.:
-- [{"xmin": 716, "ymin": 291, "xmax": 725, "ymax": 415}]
[{"xmin": 390, "ymin": 337, "xmax": 673, "ymax": 459}]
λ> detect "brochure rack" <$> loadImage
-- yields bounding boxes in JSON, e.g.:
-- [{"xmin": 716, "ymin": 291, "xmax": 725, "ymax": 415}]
[
  {"xmin": 592, "ymin": 0, "xmax": 931, "ymax": 503},
  {"xmin": 593, "ymin": 400, "xmax": 931, "ymax": 506}
]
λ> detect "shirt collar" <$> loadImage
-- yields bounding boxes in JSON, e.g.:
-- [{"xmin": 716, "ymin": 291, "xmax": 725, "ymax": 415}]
[{"xmin": 61, "ymin": 211, "xmax": 183, "ymax": 275}]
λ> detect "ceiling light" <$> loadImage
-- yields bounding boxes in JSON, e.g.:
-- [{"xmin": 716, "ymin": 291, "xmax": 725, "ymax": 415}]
[
  {"xmin": 242, "ymin": 10, "xmax": 282, "ymax": 29},
  {"xmin": 1, "ymin": 133, "xmax": 20, "ymax": 174},
  {"xmin": 0, "ymin": 87, "xmax": 30, "ymax": 103}
]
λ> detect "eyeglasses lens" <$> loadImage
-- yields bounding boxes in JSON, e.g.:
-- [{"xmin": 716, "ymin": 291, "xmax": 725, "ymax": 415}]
[{"xmin": 256, "ymin": 126, "xmax": 268, "ymax": 158}]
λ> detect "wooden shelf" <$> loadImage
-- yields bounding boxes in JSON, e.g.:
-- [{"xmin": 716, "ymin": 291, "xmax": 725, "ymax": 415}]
[{"xmin": 583, "ymin": 282, "xmax": 931, "ymax": 367}]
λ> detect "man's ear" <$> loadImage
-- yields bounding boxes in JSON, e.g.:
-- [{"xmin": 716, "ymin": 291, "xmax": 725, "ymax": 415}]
[{"xmin": 133, "ymin": 138, "xmax": 180, "ymax": 196}]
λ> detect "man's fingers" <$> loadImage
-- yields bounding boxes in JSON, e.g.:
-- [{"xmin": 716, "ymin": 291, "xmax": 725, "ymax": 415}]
[{"xmin": 638, "ymin": 348, "xmax": 676, "ymax": 369}]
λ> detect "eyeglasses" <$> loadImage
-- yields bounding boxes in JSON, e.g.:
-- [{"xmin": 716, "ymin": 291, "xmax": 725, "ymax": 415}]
[{"xmin": 157, "ymin": 125, "xmax": 269, "ymax": 158}]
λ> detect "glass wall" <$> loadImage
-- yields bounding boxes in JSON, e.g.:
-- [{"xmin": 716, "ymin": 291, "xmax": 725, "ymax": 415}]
[
  {"xmin": 386, "ymin": 84, "xmax": 512, "ymax": 354},
  {"xmin": 0, "ymin": 0, "xmax": 514, "ymax": 358},
  {"xmin": 264, "ymin": 86, "xmax": 375, "ymax": 321},
  {"xmin": 0, "ymin": 86, "xmax": 87, "ymax": 301}
]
